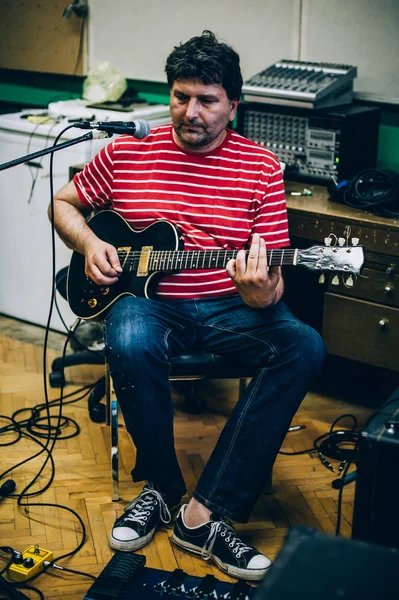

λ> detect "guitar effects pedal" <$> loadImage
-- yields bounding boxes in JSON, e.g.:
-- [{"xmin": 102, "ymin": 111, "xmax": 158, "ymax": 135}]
[{"xmin": 7, "ymin": 545, "xmax": 53, "ymax": 582}]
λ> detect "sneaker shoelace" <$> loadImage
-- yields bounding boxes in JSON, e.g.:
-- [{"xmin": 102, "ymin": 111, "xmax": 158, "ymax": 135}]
[
  {"xmin": 202, "ymin": 519, "xmax": 252, "ymax": 560},
  {"xmin": 122, "ymin": 489, "xmax": 172, "ymax": 527}
]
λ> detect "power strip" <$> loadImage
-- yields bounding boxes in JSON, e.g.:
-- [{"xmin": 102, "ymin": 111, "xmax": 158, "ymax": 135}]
[{"xmin": 7, "ymin": 546, "xmax": 53, "ymax": 582}]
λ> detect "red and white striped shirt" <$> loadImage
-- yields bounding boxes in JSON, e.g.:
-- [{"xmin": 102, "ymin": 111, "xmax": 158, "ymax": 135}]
[{"xmin": 73, "ymin": 124, "xmax": 289, "ymax": 299}]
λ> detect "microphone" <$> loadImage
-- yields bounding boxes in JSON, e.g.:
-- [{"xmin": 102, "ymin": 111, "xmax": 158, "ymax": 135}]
[
  {"xmin": 72, "ymin": 119, "xmax": 150, "ymax": 139},
  {"xmin": 0, "ymin": 479, "xmax": 16, "ymax": 499}
]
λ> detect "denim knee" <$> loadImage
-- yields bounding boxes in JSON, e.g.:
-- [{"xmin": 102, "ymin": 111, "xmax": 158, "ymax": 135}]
[
  {"xmin": 292, "ymin": 321, "xmax": 327, "ymax": 376},
  {"xmin": 104, "ymin": 298, "xmax": 167, "ymax": 364}
]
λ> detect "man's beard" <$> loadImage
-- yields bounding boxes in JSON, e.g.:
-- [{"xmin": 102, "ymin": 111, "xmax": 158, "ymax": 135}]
[{"xmin": 174, "ymin": 123, "xmax": 211, "ymax": 147}]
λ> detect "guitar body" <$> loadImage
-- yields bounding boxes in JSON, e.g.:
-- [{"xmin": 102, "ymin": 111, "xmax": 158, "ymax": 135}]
[{"xmin": 67, "ymin": 211, "xmax": 182, "ymax": 319}]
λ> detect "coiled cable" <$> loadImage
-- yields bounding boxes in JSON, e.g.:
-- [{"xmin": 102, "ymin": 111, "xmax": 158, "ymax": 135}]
[{"xmin": 341, "ymin": 168, "xmax": 399, "ymax": 218}]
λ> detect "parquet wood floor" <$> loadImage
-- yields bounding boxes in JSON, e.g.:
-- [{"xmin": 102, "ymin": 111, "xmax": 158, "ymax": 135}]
[{"xmin": 0, "ymin": 315, "xmax": 381, "ymax": 599}]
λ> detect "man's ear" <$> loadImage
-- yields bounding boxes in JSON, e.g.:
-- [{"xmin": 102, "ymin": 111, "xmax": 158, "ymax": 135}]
[{"xmin": 229, "ymin": 98, "xmax": 240, "ymax": 121}]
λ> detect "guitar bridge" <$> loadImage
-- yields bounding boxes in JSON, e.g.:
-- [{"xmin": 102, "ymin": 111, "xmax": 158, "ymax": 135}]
[{"xmin": 137, "ymin": 246, "xmax": 153, "ymax": 277}]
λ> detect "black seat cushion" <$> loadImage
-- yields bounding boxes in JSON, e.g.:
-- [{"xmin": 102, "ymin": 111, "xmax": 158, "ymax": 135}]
[{"xmin": 170, "ymin": 352, "xmax": 255, "ymax": 379}]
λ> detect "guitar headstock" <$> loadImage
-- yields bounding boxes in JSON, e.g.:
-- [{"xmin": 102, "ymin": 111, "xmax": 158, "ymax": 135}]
[{"xmin": 297, "ymin": 244, "xmax": 365, "ymax": 275}]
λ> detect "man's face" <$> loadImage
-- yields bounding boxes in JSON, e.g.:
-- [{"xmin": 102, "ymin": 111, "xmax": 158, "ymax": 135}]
[{"xmin": 170, "ymin": 79, "xmax": 239, "ymax": 153}]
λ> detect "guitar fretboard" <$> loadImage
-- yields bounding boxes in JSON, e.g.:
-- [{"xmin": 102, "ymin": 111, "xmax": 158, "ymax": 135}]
[{"xmin": 117, "ymin": 248, "xmax": 298, "ymax": 272}]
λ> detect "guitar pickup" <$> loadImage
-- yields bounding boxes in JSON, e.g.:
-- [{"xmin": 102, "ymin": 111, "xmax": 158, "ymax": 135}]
[{"xmin": 137, "ymin": 246, "xmax": 153, "ymax": 277}]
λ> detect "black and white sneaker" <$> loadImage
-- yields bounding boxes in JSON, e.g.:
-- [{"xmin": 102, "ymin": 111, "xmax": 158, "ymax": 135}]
[
  {"xmin": 172, "ymin": 505, "xmax": 272, "ymax": 581},
  {"xmin": 109, "ymin": 484, "xmax": 176, "ymax": 551}
]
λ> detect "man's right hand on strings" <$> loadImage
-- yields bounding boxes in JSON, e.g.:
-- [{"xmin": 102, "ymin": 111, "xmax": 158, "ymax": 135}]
[{"xmin": 83, "ymin": 238, "xmax": 122, "ymax": 286}]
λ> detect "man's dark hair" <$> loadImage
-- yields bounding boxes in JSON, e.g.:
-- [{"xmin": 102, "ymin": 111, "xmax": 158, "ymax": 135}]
[{"xmin": 165, "ymin": 30, "xmax": 243, "ymax": 101}]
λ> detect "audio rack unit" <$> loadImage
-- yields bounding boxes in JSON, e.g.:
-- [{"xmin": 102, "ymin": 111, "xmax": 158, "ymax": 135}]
[
  {"xmin": 236, "ymin": 102, "xmax": 380, "ymax": 184},
  {"xmin": 242, "ymin": 59, "xmax": 357, "ymax": 110}
]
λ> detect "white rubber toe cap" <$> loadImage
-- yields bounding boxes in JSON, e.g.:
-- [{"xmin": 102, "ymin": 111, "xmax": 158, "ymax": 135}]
[
  {"xmin": 247, "ymin": 554, "xmax": 272, "ymax": 570},
  {"xmin": 112, "ymin": 527, "xmax": 139, "ymax": 542}
]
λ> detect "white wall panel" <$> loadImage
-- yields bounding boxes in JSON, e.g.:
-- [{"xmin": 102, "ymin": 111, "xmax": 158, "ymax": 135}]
[
  {"xmin": 87, "ymin": 0, "xmax": 399, "ymax": 103},
  {"xmin": 301, "ymin": 0, "xmax": 399, "ymax": 102},
  {"xmin": 88, "ymin": 0, "xmax": 300, "ymax": 83}
]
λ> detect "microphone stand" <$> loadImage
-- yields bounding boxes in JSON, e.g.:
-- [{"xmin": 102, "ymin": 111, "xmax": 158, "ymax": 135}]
[{"xmin": 0, "ymin": 131, "xmax": 111, "ymax": 172}]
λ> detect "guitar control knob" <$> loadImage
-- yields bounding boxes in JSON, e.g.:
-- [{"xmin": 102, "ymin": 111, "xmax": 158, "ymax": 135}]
[
  {"xmin": 23, "ymin": 557, "xmax": 34, "ymax": 568},
  {"xmin": 100, "ymin": 287, "xmax": 110, "ymax": 295},
  {"xmin": 12, "ymin": 552, "xmax": 23, "ymax": 564},
  {"xmin": 384, "ymin": 283, "xmax": 394, "ymax": 295},
  {"xmin": 386, "ymin": 265, "xmax": 397, "ymax": 275},
  {"xmin": 88, "ymin": 298, "xmax": 98, "ymax": 309},
  {"xmin": 379, "ymin": 318, "xmax": 389, "ymax": 329}
]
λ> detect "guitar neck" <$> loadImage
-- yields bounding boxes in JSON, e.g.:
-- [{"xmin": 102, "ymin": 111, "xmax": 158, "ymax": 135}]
[{"xmin": 118, "ymin": 248, "xmax": 298, "ymax": 272}]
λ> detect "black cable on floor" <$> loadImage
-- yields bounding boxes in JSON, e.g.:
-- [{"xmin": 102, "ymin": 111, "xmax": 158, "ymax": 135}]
[
  {"xmin": 279, "ymin": 413, "xmax": 360, "ymax": 536},
  {"xmin": 0, "ymin": 126, "xmax": 100, "ymax": 593}
]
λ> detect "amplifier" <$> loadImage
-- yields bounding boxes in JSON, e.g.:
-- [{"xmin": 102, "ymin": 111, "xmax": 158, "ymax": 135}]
[
  {"xmin": 352, "ymin": 386, "xmax": 399, "ymax": 548},
  {"xmin": 255, "ymin": 526, "xmax": 399, "ymax": 599},
  {"xmin": 236, "ymin": 102, "xmax": 380, "ymax": 184}
]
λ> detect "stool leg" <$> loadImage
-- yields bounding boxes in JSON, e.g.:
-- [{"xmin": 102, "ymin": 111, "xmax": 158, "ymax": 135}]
[
  {"xmin": 106, "ymin": 365, "xmax": 119, "ymax": 501},
  {"xmin": 171, "ymin": 380, "xmax": 206, "ymax": 414}
]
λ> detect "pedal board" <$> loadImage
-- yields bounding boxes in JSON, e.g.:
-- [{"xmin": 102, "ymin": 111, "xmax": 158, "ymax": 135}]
[{"xmin": 84, "ymin": 551, "xmax": 257, "ymax": 599}]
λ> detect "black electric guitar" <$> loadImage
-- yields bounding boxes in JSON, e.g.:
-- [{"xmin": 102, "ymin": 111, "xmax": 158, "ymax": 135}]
[{"xmin": 67, "ymin": 211, "xmax": 365, "ymax": 320}]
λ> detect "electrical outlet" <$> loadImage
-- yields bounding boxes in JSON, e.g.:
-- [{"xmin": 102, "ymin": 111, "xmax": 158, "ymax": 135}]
[{"xmin": 7, "ymin": 545, "xmax": 53, "ymax": 582}]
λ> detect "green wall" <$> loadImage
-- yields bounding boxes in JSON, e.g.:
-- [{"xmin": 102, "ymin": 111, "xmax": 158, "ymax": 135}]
[
  {"xmin": 0, "ymin": 69, "xmax": 398, "ymax": 172},
  {"xmin": 0, "ymin": 69, "xmax": 170, "ymax": 111},
  {"xmin": 378, "ymin": 121, "xmax": 399, "ymax": 173}
]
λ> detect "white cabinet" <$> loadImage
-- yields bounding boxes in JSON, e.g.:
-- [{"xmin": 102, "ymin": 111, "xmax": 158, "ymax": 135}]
[{"xmin": 0, "ymin": 113, "xmax": 110, "ymax": 332}]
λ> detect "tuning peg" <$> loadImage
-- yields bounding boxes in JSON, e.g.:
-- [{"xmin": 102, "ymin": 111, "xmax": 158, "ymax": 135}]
[
  {"xmin": 318, "ymin": 273, "xmax": 325, "ymax": 284},
  {"xmin": 338, "ymin": 237, "xmax": 346, "ymax": 247},
  {"xmin": 351, "ymin": 238, "xmax": 359, "ymax": 246},
  {"xmin": 331, "ymin": 275, "xmax": 340, "ymax": 286},
  {"xmin": 324, "ymin": 237, "xmax": 332, "ymax": 246}
]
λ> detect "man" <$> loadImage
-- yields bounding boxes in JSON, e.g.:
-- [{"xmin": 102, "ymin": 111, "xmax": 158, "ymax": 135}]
[{"xmin": 50, "ymin": 31, "xmax": 326, "ymax": 581}]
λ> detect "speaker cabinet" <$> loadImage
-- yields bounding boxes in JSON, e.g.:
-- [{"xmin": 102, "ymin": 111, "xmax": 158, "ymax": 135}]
[
  {"xmin": 255, "ymin": 526, "xmax": 399, "ymax": 600},
  {"xmin": 352, "ymin": 386, "xmax": 399, "ymax": 548}
]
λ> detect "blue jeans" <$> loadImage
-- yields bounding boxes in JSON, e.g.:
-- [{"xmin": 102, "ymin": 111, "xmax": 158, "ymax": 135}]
[{"xmin": 103, "ymin": 294, "xmax": 326, "ymax": 522}]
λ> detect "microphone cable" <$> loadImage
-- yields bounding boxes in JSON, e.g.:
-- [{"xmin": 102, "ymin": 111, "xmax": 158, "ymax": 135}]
[
  {"xmin": 0, "ymin": 125, "xmax": 102, "ymax": 593},
  {"xmin": 279, "ymin": 413, "xmax": 359, "ymax": 464},
  {"xmin": 279, "ymin": 413, "xmax": 360, "ymax": 537}
]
